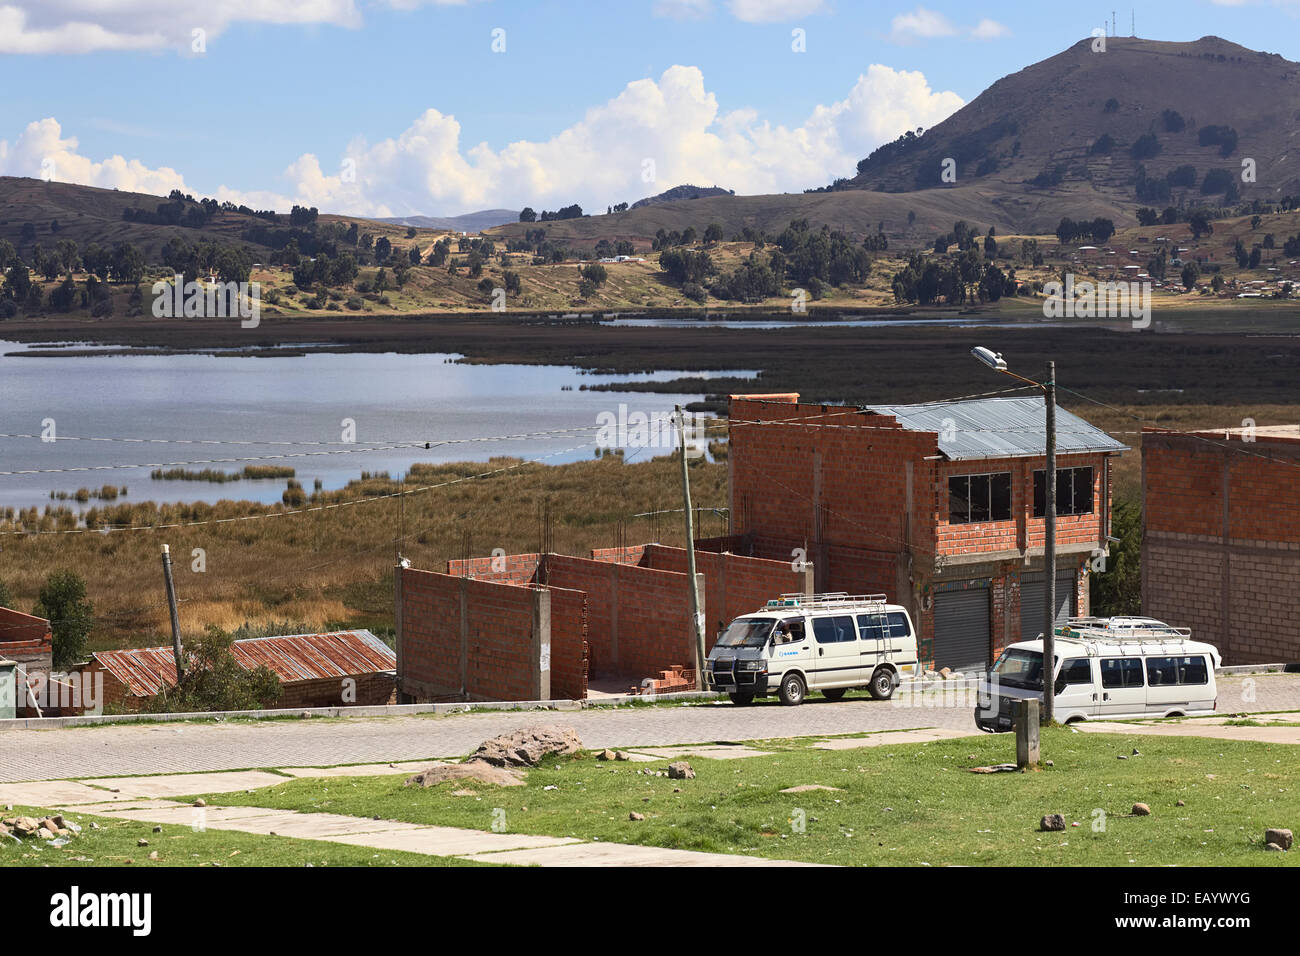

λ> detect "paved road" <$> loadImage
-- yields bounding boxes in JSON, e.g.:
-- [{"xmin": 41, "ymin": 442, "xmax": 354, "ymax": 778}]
[{"xmin": 2, "ymin": 673, "xmax": 1296, "ymax": 783}]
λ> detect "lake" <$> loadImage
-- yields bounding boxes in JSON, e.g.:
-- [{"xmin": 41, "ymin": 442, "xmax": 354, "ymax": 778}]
[{"xmin": 0, "ymin": 341, "xmax": 748, "ymax": 511}]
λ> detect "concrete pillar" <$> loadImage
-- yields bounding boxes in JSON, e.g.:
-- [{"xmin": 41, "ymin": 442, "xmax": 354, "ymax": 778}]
[
  {"xmin": 1016, "ymin": 698, "xmax": 1040, "ymax": 767},
  {"xmin": 393, "ymin": 566, "xmax": 408, "ymax": 704},
  {"xmin": 802, "ymin": 560, "xmax": 816, "ymax": 597},
  {"xmin": 533, "ymin": 588, "xmax": 552, "ymax": 701}
]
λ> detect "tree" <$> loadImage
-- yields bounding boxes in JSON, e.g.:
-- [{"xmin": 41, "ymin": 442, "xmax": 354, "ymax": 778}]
[
  {"xmin": 519, "ymin": 207, "xmax": 537, "ymax": 223},
  {"xmin": 1187, "ymin": 210, "xmax": 1214, "ymax": 239},
  {"xmin": 374, "ymin": 236, "xmax": 391, "ymax": 263},
  {"xmin": 1181, "ymin": 261, "xmax": 1200, "ymax": 290},
  {"xmin": 703, "ymin": 222, "xmax": 724, "ymax": 244},
  {"xmin": 409, "ymin": 245, "xmax": 422, "ymax": 265},
  {"xmin": 1136, "ymin": 207, "xmax": 1159, "ymax": 227},
  {"xmin": 1090, "ymin": 499, "xmax": 1141, "ymax": 616},
  {"xmin": 147, "ymin": 628, "xmax": 282, "ymax": 714},
  {"xmin": 581, "ymin": 263, "xmax": 608, "ymax": 287},
  {"xmin": 109, "ymin": 243, "xmax": 144, "ymax": 283},
  {"xmin": 32, "ymin": 570, "xmax": 94, "ymax": 669},
  {"xmin": 4, "ymin": 261, "xmax": 31, "ymax": 302}
]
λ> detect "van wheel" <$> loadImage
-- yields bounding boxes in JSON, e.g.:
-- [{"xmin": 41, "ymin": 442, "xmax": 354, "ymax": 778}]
[
  {"xmin": 821, "ymin": 688, "xmax": 847, "ymax": 701},
  {"xmin": 868, "ymin": 668, "xmax": 896, "ymax": 700},
  {"xmin": 728, "ymin": 691, "xmax": 755, "ymax": 706},
  {"xmin": 779, "ymin": 674, "xmax": 806, "ymax": 706}
]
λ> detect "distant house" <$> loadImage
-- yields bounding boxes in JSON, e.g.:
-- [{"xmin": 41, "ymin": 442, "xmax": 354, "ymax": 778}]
[{"xmin": 79, "ymin": 630, "xmax": 397, "ymax": 713}]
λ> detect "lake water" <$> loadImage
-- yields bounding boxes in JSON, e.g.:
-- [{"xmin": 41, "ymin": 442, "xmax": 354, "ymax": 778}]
[{"xmin": 0, "ymin": 341, "xmax": 748, "ymax": 511}]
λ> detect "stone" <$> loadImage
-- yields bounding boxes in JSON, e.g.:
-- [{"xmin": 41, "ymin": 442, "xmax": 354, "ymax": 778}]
[
  {"xmin": 1040, "ymin": 814, "xmax": 1067, "ymax": 832},
  {"xmin": 465, "ymin": 725, "xmax": 582, "ymax": 768},
  {"xmin": 37, "ymin": 829, "xmax": 54, "ymax": 840},
  {"xmin": 970, "ymin": 764, "xmax": 1018, "ymax": 774},
  {"xmin": 405, "ymin": 762, "xmax": 525, "ymax": 788},
  {"xmin": 137, "ymin": 839, "xmax": 149, "ymax": 847},
  {"xmin": 152, "ymin": 826, "xmax": 162, "ymax": 833},
  {"xmin": 780, "ymin": 784, "xmax": 843, "ymax": 793},
  {"xmin": 1176, "ymin": 800, "xmax": 1185, "ymax": 807},
  {"xmin": 1132, "ymin": 803, "xmax": 1151, "ymax": 816},
  {"xmin": 193, "ymin": 799, "xmax": 206, "ymax": 808},
  {"xmin": 1265, "ymin": 828, "xmax": 1293, "ymax": 850},
  {"xmin": 1265, "ymin": 842, "xmax": 1284, "ymax": 852},
  {"xmin": 938, "ymin": 667, "xmax": 952, "ymax": 679},
  {"xmin": 667, "ymin": 761, "xmax": 695, "ymax": 780},
  {"xmin": 51, "ymin": 815, "xmax": 64, "ymax": 828},
  {"xmin": 596, "ymin": 749, "xmax": 616, "ymax": 761},
  {"xmin": 148, "ymin": 851, "xmax": 159, "ymax": 860},
  {"xmin": 41, "ymin": 819, "xmax": 59, "ymax": 834},
  {"xmin": 614, "ymin": 751, "xmax": 631, "ymax": 761},
  {"xmin": 629, "ymin": 812, "xmax": 645, "ymax": 821}
]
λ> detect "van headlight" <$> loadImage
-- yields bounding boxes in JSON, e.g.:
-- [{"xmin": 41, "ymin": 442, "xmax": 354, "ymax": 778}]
[{"xmin": 739, "ymin": 660, "xmax": 766, "ymax": 671}]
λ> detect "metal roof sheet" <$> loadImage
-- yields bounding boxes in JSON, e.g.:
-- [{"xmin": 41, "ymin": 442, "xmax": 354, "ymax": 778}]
[
  {"xmin": 92, "ymin": 630, "xmax": 395, "ymax": 698},
  {"xmin": 864, "ymin": 396, "xmax": 1129, "ymax": 461}
]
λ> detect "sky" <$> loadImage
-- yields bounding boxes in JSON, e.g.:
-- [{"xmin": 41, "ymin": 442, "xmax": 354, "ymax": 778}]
[{"xmin": 0, "ymin": 0, "xmax": 1297, "ymax": 218}]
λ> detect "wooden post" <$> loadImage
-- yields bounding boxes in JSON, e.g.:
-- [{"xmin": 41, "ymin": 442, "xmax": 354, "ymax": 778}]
[
  {"xmin": 160, "ymin": 544, "xmax": 184, "ymax": 680},
  {"xmin": 1016, "ymin": 697, "xmax": 1040, "ymax": 768}
]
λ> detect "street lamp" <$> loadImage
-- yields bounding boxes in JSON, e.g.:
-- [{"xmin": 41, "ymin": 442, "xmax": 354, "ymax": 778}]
[{"xmin": 971, "ymin": 348, "xmax": 1057, "ymax": 724}]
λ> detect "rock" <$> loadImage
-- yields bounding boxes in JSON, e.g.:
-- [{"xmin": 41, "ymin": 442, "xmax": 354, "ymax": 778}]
[
  {"xmin": 0, "ymin": 824, "xmax": 8, "ymax": 836},
  {"xmin": 938, "ymin": 667, "xmax": 952, "ymax": 679},
  {"xmin": 1176, "ymin": 800, "xmax": 1185, "ymax": 807},
  {"xmin": 1040, "ymin": 814, "xmax": 1067, "ymax": 832},
  {"xmin": 1132, "ymin": 803, "xmax": 1151, "ymax": 816},
  {"xmin": 13, "ymin": 817, "xmax": 37, "ymax": 837},
  {"xmin": 465, "ymin": 725, "xmax": 582, "ymax": 768},
  {"xmin": 137, "ymin": 839, "xmax": 149, "ymax": 847},
  {"xmin": 1265, "ymin": 842, "xmax": 1284, "ymax": 852},
  {"xmin": 969, "ymin": 764, "xmax": 1018, "ymax": 774},
  {"xmin": 89, "ymin": 822, "xmax": 101, "ymax": 830},
  {"xmin": 405, "ymin": 761, "xmax": 525, "ymax": 788},
  {"xmin": 1117, "ymin": 754, "xmax": 1129, "ymax": 760},
  {"xmin": 1265, "ymin": 828, "xmax": 1292, "ymax": 850},
  {"xmin": 51, "ymin": 814, "xmax": 64, "ymax": 828},
  {"xmin": 148, "ymin": 851, "xmax": 159, "ymax": 860},
  {"xmin": 41, "ymin": 819, "xmax": 59, "ymax": 834},
  {"xmin": 152, "ymin": 826, "xmax": 162, "ymax": 833},
  {"xmin": 193, "ymin": 799, "xmax": 206, "ymax": 808},
  {"xmin": 780, "ymin": 784, "xmax": 843, "ymax": 793},
  {"xmin": 667, "ymin": 761, "xmax": 695, "ymax": 780},
  {"xmin": 596, "ymin": 749, "xmax": 616, "ymax": 761},
  {"xmin": 37, "ymin": 829, "xmax": 54, "ymax": 840},
  {"xmin": 629, "ymin": 812, "xmax": 645, "ymax": 821},
  {"xmin": 614, "ymin": 751, "xmax": 632, "ymax": 761},
  {"xmin": 1044, "ymin": 760, "xmax": 1054, "ymax": 767}
]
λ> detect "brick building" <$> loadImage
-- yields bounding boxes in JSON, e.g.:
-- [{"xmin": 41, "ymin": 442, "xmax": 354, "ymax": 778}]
[
  {"xmin": 0, "ymin": 606, "xmax": 53, "ymax": 716},
  {"xmin": 1142, "ymin": 426, "xmax": 1300, "ymax": 664},
  {"xmin": 724, "ymin": 393, "xmax": 1127, "ymax": 670},
  {"xmin": 396, "ymin": 545, "xmax": 810, "ymax": 702},
  {"xmin": 80, "ymin": 629, "xmax": 397, "ymax": 713}
]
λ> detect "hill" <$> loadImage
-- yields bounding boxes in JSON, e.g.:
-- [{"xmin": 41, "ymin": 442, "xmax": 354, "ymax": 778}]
[
  {"xmin": 377, "ymin": 209, "xmax": 520, "ymax": 232},
  {"xmin": 491, "ymin": 36, "xmax": 1300, "ymax": 246},
  {"xmin": 631, "ymin": 184, "xmax": 734, "ymax": 208}
]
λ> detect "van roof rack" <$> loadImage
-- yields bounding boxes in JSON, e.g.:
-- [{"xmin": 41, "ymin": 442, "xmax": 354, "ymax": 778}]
[
  {"xmin": 766, "ymin": 592, "xmax": 889, "ymax": 610},
  {"xmin": 1055, "ymin": 622, "xmax": 1193, "ymax": 643}
]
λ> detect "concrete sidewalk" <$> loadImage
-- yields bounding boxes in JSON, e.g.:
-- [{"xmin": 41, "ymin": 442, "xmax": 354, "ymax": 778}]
[{"xmin": 1074, "ymin": 713, "xmax": 1300, "ymax": 745}]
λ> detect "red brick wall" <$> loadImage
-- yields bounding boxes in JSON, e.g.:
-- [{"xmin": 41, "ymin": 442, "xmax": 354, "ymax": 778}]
[
  {"xmin": 1143, "ymin": 431, "xmax": 1300, "ymax": 663},
  {"xmin": 447, "ymin": 553, "xmax": 541, "ymax": 585},
  {"xmin": 547, "ymin": 586, "xmax": 589, "ymax": 700},
  {"xmin": 542, "ymin": 554, "xmax": 694, "ymax": 681},
  {"xmin": 277, "ymin": 672, "xmax": 397, "ymax": 709}
]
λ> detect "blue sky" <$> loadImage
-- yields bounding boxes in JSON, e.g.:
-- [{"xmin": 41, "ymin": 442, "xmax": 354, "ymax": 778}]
[{"xmin": 1, "ymin": 0, "xmax": 1297, "ymax": 216}]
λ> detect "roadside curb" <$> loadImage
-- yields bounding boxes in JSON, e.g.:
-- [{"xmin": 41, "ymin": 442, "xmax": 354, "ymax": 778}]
[{"xmin": 0, "ymin": 690, "xmax": 722, "ymax": 731}]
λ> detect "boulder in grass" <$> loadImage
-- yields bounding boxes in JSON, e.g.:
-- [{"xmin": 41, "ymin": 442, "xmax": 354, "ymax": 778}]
[
  {"xmin": 1040, "ymin": 814, "xmax": 1066, "ymax": 832},
  {"xmin": 466, "ymin": 725, "xmax": 582, "ymax": 768},
  {"xmin": 405, "ymin": 762, "xmax": 525, "ymax": 788},
  {"xmin": 1265, "ymin": 828, "xmax": 1292, "ymax": 851}
]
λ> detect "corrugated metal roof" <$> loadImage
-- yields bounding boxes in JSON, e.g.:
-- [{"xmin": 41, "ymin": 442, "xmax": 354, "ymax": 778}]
[
  {"xmin": 92, "ymin": 630, "xmax": 395, "ymax": 698},
  {"xmin": 864, "ymin": 396, "xmax": 1129, "ymax": 461}
]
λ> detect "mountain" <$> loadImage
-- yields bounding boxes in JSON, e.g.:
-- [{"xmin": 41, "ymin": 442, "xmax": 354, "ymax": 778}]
[
  {"xmin": 491, "ymin": 36, "xmax": 1300, "ymax": 246},
  {"xmin": 631, "ymin": 184, "xmax": 734, "ymax": 208},
  {"xmin": 377, "ymin": 209, "xmax": 520, "ymax": 232},
  {"xmin": 845, "ymin": 35, "xmax": 1300, "ymax": 203}
]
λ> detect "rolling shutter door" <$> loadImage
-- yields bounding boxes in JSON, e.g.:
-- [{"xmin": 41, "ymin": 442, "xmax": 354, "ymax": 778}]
[
  {"xmin": 933, "ymin": 586, "xmax": 990, "ymax": 671},
  {"xmin": 1020, "ymin": 571, "xmax": 1077, "ymax": 642}
]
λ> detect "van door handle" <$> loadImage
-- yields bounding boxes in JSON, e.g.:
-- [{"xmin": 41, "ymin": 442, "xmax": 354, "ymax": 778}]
[
  {"xmin": 818, "ymin": 648, "xmax": 824, "ymax": 656},
  {"xmin": 1091, "ymin": 694, "xmax": 1098, "ymax": 701},
  {"xmin": 1103, "ymin": 693, "xmax": 1110, "ymax": 701}
]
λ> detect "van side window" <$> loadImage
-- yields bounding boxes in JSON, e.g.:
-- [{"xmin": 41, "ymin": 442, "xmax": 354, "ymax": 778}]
[
  {"xmin": 1059, "ymin": 658, "xmax": 1092, "ymax": 685},
  {"xmin": 856, "ymin": 614, "xmax": 887, "ymax": 642},
  {"xmin": 1146, "ymin": 655, "xmax": 1208, "ymax": 686},
  {"xmin": 886, "ymin": 612, "xmax": 912, "ymax": 638},
  {"xmin": 813, "ymin": 616, "xmax": 856, "ymax": 644},
  {"xmin": 1100, "ymin": 658, "xmax": 1144, "ymax": 688}
]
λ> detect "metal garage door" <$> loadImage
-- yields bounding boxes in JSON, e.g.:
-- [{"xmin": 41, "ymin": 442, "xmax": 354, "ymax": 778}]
[
  {"xmin": 1020, "ymin": 571, "xmax": 1077, "ymax": 642},
  {"xmin": 933, "ymin": 587, "xmax": 990, "ymax": 671}
]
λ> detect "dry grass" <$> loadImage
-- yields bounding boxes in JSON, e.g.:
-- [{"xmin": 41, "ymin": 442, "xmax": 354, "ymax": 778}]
[{"xmin": 0, "ymin": 455, "xmax": 726, "ymax": 651}]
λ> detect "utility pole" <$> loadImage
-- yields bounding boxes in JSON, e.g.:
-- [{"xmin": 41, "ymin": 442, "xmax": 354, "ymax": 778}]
[
  {"xmin": 1043, "ymin": 362, "xmax": 1057, "ymax": 724},
  {"xmin": 160, "ymin": 544, "xmax": 184, "ymax": 680},
  {"xmin": 675, "ymin": 405, "xmax": 706, "ymax": 688}
]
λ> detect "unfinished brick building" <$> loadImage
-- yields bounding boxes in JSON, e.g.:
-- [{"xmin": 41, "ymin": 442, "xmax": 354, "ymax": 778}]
[
  {"xmin": 722, "ymin": 393, "xmax": 1127, "ymax": 670},
  {"xmin": 0, "ymin": 606, "xmax": 52, "ymax": 717},
  {"xmin": 1143, "ymin": 426, "xmax": 1300, "ymax": 664},
  {"xmin": 396, "ymin": 545, "xmax": 810, "ymax": 702}
]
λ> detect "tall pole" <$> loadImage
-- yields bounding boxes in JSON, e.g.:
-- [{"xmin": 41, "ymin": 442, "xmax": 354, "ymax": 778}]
[
  {"xmin": 161, "ymin": 544, "xmax": 184, "ymax": 680},
  {"xmin": 675, "ymin": 405, "xmax": 706, "ymax": 688},
  {"xmin": 1043, "ymin": 362, "xmax": 1057, "ymax": 724}
]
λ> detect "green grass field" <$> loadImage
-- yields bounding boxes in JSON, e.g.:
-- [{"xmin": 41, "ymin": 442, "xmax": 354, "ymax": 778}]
[{"xmin": 189, "ymin": 730, "xmax": 1299, "ymax": 867}]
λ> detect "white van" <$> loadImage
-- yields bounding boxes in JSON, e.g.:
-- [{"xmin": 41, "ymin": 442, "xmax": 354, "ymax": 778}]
[
  {"xmin": 706, "ymin": 593, "xmax": 920, "ymax": 705},
  {"xmin": 975, "ymin": 621, "xmax": 1220, "ymax": 731}
]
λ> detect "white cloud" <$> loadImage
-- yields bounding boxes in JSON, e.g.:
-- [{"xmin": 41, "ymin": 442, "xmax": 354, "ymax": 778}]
[
  {"xmin": 0, "ymin": 118, "xmax": 189, "ymax": 195},
  {"xmin": 0, "ymin": 1, "xmax": 482, "ymax": 54},
  {"xmin": 727, "ymin": 0, "xmax": 827, "ymax": 21},
  {"xmin": 890, "ymin": 7, "xmax": 958, "ymax": 42},
  {"xmin": 3, "ymin": 65, "xmax": 964, "ymax": 216},
  {"xmin": 970, "ymin": 18, "xmax": 1009, "ymax": 40}
]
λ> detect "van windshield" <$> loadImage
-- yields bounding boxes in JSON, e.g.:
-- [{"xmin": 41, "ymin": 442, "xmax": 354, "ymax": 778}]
[
  {"xmin": 991, "ymin": 649, "xmax": 1046, "ymax": 689},
  {"xmin": 716, "ymin": 617, "xmax": 776, "ymax": 649}
]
